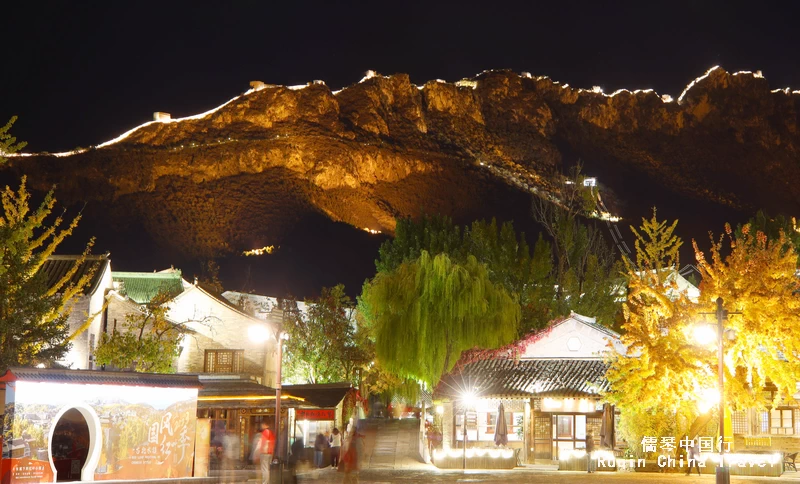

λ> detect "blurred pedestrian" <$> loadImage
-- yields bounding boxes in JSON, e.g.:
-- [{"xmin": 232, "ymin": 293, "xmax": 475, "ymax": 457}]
[
  {"xmin": 586, "ymin": 431, "xmax": 596, "ymax": 473},
  {"xmin": 330, "ymin": 428, "xmax": 342, "ymax": 468},
  {"xmin": 255, "ymin": 422, "xmax": 275, "ymax": 484},
  {"xmin": 314, "ymin": 432, "xmax": 328, "ymax": 468},
  {"xmin": 685, "ymin": 439, "xmax": 701, "ymax": 476},
  {"xmin": 221, "ymin": 427, "xmax": 239, "ymax": 483},
  {"xmin": 342, "ymin": 430, "xmax": 364, "ymax": 483},
  {"xmin": 287, "ymin": 435, "xmax": 304, "ymax": 484}
]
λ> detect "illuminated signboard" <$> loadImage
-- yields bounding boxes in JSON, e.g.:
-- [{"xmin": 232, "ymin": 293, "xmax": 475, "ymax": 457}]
[
  {"xmin": 2, "ymin": 381, "xmax": 198, "ymax": 483},
  {"xmin": 296, "ymin": 409, "xmax": 335, "ymax": 421}
]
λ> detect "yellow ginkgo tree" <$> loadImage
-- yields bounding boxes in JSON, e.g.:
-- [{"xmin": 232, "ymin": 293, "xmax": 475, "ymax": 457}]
[
  {"xmin": 607, "ymin": 210, "xmax": 800, "ymax": 453},
  {"xmin": 605, "ymin": 211, "xmax": 707, "ymax": 451},
  {"xmin": 0, "ymin": 177, "xmax": 95, "ymax": 369},
  {"xmin": 694, "ymin": 223, "xmax": 800, "ymax": 411}
]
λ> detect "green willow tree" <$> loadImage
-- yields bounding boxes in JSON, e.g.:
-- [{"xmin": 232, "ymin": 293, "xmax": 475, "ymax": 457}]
[
  {"xmin": 0, "ymin": 177, "xmax": 95, "ymax": 369},
  {"xmin": 360, "ymin": 251, "xmax": 519, "ymax": 386},
  {"xmin": 377, "ymin": 216, "xmax": 555, "ymax": 332},
  {"xmin": 282, "ymin": 285, "xmax": 367, "ymax": 384},
  {"xmin": 94, "ymin": 291, "xmax": 185, "ymax": 373},
  {"xmin": 376, "ymin": 215, "xmax": 620, "ymax": 332}
]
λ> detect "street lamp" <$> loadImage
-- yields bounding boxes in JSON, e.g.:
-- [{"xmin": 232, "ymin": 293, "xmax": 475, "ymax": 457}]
[
  {"xmin": 249, "ymin": 324, "xmax": 289, "ymax": 479},
  {"xmin": 460, "ymin": 390, "xmax": 477, "ymax": 470},
  {"xmin": 697, "ymin": 296, "xmax": 740, "ymax": 484}
]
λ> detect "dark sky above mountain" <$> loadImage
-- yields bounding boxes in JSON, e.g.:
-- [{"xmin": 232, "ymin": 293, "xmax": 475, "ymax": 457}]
[
  {"xmin": 3, "ymin": 1, "xmax": 798, "ymax": 298},
  {"xmin": 5, "ymin": 1, "xmax": 800, "ymax": 153}
]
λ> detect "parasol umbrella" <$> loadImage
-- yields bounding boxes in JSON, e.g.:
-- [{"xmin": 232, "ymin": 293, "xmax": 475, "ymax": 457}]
[
  {"xmin": 494, "ymin": 403, "xmax": 508, "ymax": 446},
  {"xmin": 600, "ymin": 403, "xmax": 615, "ymax": 449}
]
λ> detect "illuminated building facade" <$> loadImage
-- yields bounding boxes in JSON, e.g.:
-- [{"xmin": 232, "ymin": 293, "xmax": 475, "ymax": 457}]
[{"xmin": 435, "ymin": 312, "xmax": 624, "ymax": 467}]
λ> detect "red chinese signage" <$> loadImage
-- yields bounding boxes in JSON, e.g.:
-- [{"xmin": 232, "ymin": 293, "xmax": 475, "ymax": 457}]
[{"xmin": 296, "ymin": 409, "xmax": 335, "ymax": 421}]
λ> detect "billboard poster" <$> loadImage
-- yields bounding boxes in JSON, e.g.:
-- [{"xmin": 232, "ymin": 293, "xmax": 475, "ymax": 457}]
[{"xmin": 2, "ymin": 381, "xmax": 198, "ymax": 484}]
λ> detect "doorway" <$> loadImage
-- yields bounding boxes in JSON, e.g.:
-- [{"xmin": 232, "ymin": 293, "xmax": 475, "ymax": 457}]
[{"xmin": 50, "ymin": 409, "xmax": 90, "ymax": 481}]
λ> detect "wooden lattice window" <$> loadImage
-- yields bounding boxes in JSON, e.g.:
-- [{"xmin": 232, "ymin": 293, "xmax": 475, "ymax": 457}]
[
  {"xmin": 204, "ymin": 349, "xmax": 245, "ymax": 373},
  {"xmin": 770, "ymin": 409, "xmax": 794, "ymax": 435},
  {"xmin": 732, "ymin": 411, "xmax": 747, "ymax": 435}
]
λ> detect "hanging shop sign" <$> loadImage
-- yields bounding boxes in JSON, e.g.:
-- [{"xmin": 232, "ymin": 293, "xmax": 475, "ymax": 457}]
[{"xmin": 296, "ymin": 409, "xmax": 335, "ymax": 421}]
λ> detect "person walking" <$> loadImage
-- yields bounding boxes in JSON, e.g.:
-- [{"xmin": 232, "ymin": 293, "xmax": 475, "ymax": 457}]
[
  {"xmin": 256, "ymin": 422, "xmax": 275, "ymax": 484},
  {"xmin": 221, "ymin": 427, "xmax": 240, "ymax": 484},
  {"xmin": 342, "ymin": 430, "xmax": 364, "ymax": 484},
  {"xmin": 330, "ymin": 428, "xmax": 342, "ymax": 469},
  {"xmin": 586, "ymin": 431, "xmax": 596, "ymax": 473},
  {"xmin": 685, "ymin": 439, "xmax": 702, "ymax": 476},
  {"xmin": 287, "ymin": 435, "xmax": 304, "ymax": 484},
  {"xmin": 314, "ymin": 432, "xmax": 328, "ymax": 468}
]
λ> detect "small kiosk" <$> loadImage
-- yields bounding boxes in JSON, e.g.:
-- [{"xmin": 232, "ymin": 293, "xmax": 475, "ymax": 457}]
[{"xmin": 1, "ymin": 368, "xmax": 201, "ymax": 483}]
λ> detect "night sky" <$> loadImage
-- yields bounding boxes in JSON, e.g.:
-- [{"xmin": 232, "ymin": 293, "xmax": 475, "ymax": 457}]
[{"xmin": 3, "ymin": 1, "xmax": 798, "ymax": 297}]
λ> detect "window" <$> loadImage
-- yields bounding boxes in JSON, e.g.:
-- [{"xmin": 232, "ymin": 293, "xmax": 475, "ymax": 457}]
[
  {"xmin": 204, "ymin": 349, "xmax": 245, "ymax": 373},
  {"xmin": 485, "ymin": 412, "xmax": 496, "ymax": 434},
  {"xmin": 456, "ymin": 410, "xmax": 523, "ymax": 442},
  {"xmin": 556, "ymin": 416, "xmax": 573, "ymax": 438},
  {"xmin": 770, "ymin": 409, "xmax": 794, "ymax": 435},
  {"xmin": 732, "ymin": 411, "xmax": 747, "ymax": 435}
]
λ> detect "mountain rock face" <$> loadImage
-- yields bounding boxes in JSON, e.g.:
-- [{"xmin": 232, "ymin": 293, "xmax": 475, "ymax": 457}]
[{"xmin": 8, "ymin": 67, "xmax": 800, "ymax": 257}]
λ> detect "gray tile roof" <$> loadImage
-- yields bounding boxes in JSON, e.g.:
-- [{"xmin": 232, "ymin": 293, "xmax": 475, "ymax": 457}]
[
  {"xmin": 1, "ymin": 367, "xmax": 202, "ymax": 388},
  {"xmin": 437, "ymin": 358, "xmax": 609, "ymax": 399},
  {"xmin": 42, "ymin": 254, "xmax": 110, "ymax": 296},
  {"xmin": 198, "ymin": 376, "xmax": 276, "ymax": 397}
]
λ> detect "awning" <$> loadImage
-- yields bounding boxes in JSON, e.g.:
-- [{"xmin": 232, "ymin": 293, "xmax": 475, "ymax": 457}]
[
  {"xmin": 282, "ymin": 382, "xmax": 353, "ymax": 408},
  {"xmin": 197, "ymin": 374, "xmax": 304, "ymax": 409}
]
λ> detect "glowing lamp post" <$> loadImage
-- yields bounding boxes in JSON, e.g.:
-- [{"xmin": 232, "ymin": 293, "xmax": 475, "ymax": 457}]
[
  {"xmin": 249, "ymin": 324, "xmax": 289, "ymax": 476},
  {"xmin": 696, "ymin": 297, "xmax": 740, "ymax": 484},
  {"xmin": 460, "ymin": 390, "xmax": 478, "ymax": 470}
]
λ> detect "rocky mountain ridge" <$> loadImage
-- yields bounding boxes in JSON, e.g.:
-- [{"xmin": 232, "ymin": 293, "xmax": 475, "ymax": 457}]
[{"xmin": 7, "ymin": 66, "xmax": 800, "ymax": 257}]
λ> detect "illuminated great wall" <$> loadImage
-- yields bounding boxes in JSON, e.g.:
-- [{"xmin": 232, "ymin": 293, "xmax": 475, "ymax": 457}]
[{"xmin": 4, "ymin": 67, "xmax": 800, "ymax": 257}]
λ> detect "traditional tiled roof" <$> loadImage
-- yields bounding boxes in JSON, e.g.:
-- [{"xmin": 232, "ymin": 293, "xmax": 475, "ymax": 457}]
[
  {"xmin": 198, "ymin": 375, "xmax": 276, "ymax": 397},
  {"xmin": 282, "ymin": 382, "xmax": 353, "ymax": 408},
  {"xmin": 0, "ymin": 367, "xmax": 201, "ymax": 388},
  {"xmin": 196, "ymin": 375, "xmax": 325, "ymax": 409},
  {"xmin": 42, "ymin": 254, "xmax": 110, "ymax": 296},
  {"xmin": 437, "ymin": 358, "xmax": 610, "ymax": 399},
  {"xmin": 112, "ymin": 270, "xmax": 185, "ymax": 304},
  {"xmin": 565, "ymin": 312, "xmax": 621, "ymax": 340}
]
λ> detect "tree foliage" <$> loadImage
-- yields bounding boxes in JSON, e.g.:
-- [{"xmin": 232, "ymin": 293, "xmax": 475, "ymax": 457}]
[
  {"xmin": 694, "ymin": 223, "xmax": 800, "ymax": 410},
  {"xmin": 283, "ymin": 284, "xmax": 366, "ymax": 384},
  {"xmin": 0, "ymin": 177, "xmax": 95, "ymax": 369},
  {"xmin": 0, "ymin": 116, "xmax": 26, "ymax": 163},
  {"xmin": 605, "ymin": 211, "xmax": 702, "ymax": 447},
  {"xmin": 607, "ymin": 209, "xmax": 800, "ymax": 448},
  {"xmin": 531, "ymin": 167, "xmax": 622, "ymax": 327},
  {"xmin": 94, "ymin": 291, "xmax": 184, "ymax": 373},
  {"xmin": 360, "ymin": 250, "xmax": 519, "ymax": 386},
  {"xmin": 737, "ymin": 210, "xmax": 800, "ymax": 266},
  {"xmin": 378, "ymin": 214, "xmax": 621, "ymax": 333}
]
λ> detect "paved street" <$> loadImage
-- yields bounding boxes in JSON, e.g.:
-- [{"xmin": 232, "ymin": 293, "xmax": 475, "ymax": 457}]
[
  {"xmin": 298, "ymin": 469, "xmax": 800, "ymax": 483},
  {"xmin": 292, "ymin": 419, "xmax": 800, "ymax": 483}
]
